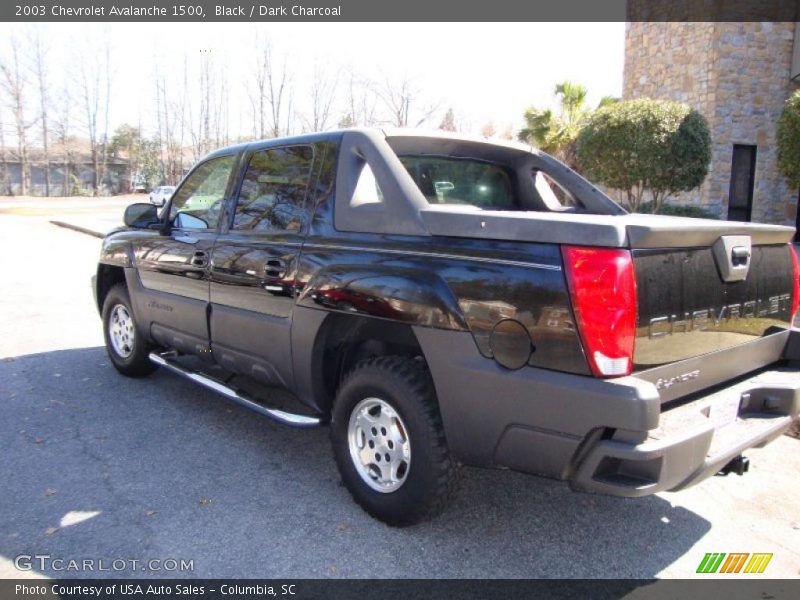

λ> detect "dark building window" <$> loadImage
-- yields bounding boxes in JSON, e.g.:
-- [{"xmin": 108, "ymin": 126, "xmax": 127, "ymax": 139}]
[{"xmin": 727, "ymin": 144, "xmax": 757, "ymax": 222}]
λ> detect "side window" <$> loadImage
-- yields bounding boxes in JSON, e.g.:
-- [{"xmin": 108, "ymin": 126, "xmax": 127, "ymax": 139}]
[
  {"xmin": 350, "ymin": 162, "xmax": 384, "ymax": 207},
  {"xmin": 533, "ymin": 170, "xmax": 582, "ymax": 211},
  {"xmin": 169, "ymin": 155, "xmax": 235, "ymax": 230},
  {"xmin": 233, "ymin": 145, "xmax": 314, "ymax": 232}
]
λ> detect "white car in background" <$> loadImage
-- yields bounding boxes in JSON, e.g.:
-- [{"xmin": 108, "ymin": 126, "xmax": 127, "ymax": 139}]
[{"xmin": 149, "ymin": 186, "xmax": 176, "ymax": 207}]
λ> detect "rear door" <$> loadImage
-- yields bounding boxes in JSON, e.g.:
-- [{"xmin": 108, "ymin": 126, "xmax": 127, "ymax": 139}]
[
  {"xmin": 209, "ymin": 144, "xmax": 316, "ymax": 388},
  {"xmin": 134, "ymin": 154, "xmax": 237, "ymax": 356}
]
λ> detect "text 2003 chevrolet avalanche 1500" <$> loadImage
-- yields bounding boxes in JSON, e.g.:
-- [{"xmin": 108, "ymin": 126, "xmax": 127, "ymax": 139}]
[{"xmin": 93, "ymin": 129, "xmax": 800, "ymax": 525}]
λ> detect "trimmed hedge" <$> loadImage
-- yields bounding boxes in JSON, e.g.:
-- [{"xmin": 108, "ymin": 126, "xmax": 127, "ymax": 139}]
[
  {"xmin": 633, "ymin": 201, "xmax": 717, "ymax": 219},
  {"xmin": 778, "ymin": 90, "xmax": 800, "ymax": 189},
  {"xmin": 577, "ymin": 98, "xmax": 711, "ymax": 212}
]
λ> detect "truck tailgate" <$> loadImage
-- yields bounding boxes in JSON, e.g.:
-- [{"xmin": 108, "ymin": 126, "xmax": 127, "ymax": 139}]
[{"xmin": 633, "ymin": 241, "xmax": 796, "ymax": 388}]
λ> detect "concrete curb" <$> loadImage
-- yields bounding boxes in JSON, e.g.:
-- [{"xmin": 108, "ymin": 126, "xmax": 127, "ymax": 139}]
[{"xmin": 50, "ymin": 220, "xmax": 105, "ymax": 239}]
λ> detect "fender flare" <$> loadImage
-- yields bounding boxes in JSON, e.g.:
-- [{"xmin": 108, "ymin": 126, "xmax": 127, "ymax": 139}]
[{"xmin": 291, "ymin": 265, "xmax": 469, "ymax": 412}]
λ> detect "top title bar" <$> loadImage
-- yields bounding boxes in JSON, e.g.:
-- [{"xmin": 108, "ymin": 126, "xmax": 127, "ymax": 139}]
[{"xmin": 2, "ymin": 0, "xmax": 799, "ymax": 22}]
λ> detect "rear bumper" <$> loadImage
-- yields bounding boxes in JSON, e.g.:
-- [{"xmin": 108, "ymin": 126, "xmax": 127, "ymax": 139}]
[
  {"xmin": 570, "ymin": 368, "xmax": 800, "ymax": 496},
  {"xmin": 413, "ymin": 327, "xmax": 800, "ymax": 498}
]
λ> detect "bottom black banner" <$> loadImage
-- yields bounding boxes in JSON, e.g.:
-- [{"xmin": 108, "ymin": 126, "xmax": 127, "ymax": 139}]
[{"xmin": 2, "ymin": 579, "xmax": 800, "ymax": 600}]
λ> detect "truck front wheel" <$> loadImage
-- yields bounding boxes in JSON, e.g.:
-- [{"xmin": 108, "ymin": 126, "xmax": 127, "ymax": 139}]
[
  {"xmin": 102, "ymin": 284, "xmax": 158, "ymax": 377},
  {"xmin": 330, "ymin": 356, "xmax": 461, "ymax": 526}
]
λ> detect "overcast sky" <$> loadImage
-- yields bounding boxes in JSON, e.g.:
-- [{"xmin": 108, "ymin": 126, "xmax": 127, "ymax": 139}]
[{"xmin": 0, "ymin": 22, "xmax": 625, "ymax": 139}]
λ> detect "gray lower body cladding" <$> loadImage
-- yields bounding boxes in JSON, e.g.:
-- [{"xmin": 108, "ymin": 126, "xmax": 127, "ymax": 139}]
[{"xmin": 414, "ymin": 326, "xmax": 800, "ymax": 497}]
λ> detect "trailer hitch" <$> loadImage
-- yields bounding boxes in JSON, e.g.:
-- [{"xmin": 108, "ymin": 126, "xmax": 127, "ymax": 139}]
[{"xmin": 717, "ymin": 455, "xmax": 750, "ymax": 477}]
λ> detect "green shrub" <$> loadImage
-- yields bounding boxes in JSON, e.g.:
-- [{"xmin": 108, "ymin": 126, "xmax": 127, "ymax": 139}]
[
  {"xmin": 777, "ymin": 91, "xmax": 800, "ymax": 189},
  {"xmin": 634, "ymin": 201, "xmax": 717, "ymax": 219},
  {"xmin": 577, "ymin": 98, "xmax": 711, "ymax": 212}
]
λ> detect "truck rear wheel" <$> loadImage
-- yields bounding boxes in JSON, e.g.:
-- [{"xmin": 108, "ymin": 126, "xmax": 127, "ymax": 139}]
[
  {"xmin": 102, "ymin": 284, "xmax": 158, "ymax": 377},
  {"xmin": 330, "ymin": 356, "xmax": 460, "ymax": 526}
]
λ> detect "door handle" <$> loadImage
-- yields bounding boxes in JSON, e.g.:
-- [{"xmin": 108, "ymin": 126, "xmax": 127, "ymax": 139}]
[
  {"xmin": 731, "ymin": 246, "xmax": 750, "ymax": 267},
  {"xmin": 264, "ymin": 258, "xmax": 287, "ymax": 280},
  {"xmin": 191, "ymin": 251, "xmax": 209, "ymax": 268}
]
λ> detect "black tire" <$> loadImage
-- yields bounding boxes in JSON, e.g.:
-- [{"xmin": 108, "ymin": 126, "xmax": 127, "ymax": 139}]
[
  {"xmin": 102, "ymin": 283, "xmax": 158, "ymax": 377},
  {"xmin": 330, "ymin": 356, "xmax": 461, "ymax": 526}
]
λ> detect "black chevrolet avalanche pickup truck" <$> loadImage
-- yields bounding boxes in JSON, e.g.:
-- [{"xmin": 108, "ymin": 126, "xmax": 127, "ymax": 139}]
[{"xmin": 93, "ymin": 129, "xmax": 800, "ymax": 525}]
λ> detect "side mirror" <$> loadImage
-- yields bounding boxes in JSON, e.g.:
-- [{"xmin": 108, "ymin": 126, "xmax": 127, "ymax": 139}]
[{"xmin": 124, "ymin": 203, "xmax": 160, "ymax": 228}]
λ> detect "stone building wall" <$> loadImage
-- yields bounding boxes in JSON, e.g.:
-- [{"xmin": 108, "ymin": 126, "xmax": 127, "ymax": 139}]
[{"xmin": 623, "ymin": 21, "xmax": 799, "ymax": 224}]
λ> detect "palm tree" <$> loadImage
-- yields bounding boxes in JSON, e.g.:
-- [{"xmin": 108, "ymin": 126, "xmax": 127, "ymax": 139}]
[{"xmin": 518, "ymin": 81, "xmax": 616, "ymax": 170}]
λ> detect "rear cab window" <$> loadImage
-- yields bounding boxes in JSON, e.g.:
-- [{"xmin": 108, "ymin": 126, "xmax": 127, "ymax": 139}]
[
  {"xmin": 398, "ymin": 156, "xmax": 516, "ymax": 210},
  {"xmin": 385, "ymin": 134, "xmax": 622, "ymax": 215}
]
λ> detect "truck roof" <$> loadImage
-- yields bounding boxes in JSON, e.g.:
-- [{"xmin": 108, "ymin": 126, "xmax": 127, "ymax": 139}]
[{"xmin": 202, "ymin": 127, "xmax": 540, "ymax": 162}]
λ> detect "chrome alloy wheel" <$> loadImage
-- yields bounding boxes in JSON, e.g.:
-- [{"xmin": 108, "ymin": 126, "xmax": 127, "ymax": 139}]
[
  {"xmin": 347, "ymin": 397, "xmax": 411, "ymax": 493},
  {"xmin": 108, "ymin": 304, "xmax": 135, "ymax": 358}
]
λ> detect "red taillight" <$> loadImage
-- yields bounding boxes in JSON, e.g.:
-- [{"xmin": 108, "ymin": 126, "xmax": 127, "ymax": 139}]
[
  {"xmin": 562, "ymin": 246, "xmax": 637, "ymax": 377},
  {"xmin": 790, "ymin": 244, "xmax": 800, "ymax": 325}
]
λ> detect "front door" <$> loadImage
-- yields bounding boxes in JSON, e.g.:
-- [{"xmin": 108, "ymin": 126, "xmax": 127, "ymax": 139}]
[
  {"xmin": 209, "ymin": 144, "xmax": 316, "ymax": 388},
  {"xmin": 135, "ymin": 154, "xmax": 237, "ymax": 356}
]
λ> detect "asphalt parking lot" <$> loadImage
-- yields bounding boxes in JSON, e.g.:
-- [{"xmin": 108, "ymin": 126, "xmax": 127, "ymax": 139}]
[{"xmin": 0, "ymin": 198, "xmax": 798, "ymax": 579}]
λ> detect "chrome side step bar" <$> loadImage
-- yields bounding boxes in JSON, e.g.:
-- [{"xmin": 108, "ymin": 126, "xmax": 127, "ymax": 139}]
[{"xmin": 149, "ymin": 352, "xmax": 322, "ymax": 428}]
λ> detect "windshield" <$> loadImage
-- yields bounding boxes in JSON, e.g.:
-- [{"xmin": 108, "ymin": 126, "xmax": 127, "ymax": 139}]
[{"xmin": 398, "ymin": 155, "xmax": 517, "ymax": 210}]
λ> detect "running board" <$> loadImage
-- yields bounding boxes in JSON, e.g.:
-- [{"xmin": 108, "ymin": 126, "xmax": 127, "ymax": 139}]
[{"xmin": 149, "ymin": 352, "xmax": 322, "ymax": 428}]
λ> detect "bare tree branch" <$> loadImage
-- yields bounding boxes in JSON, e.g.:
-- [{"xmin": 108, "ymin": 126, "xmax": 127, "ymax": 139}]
[
  {"xmin": 32, "ymin": 29, "xmax": 50, "ymax": 195},
  {"xmin": 373, "ymin": 75, "xmax": 440, "ymax": 128},
  {"xmin": 303, "ymin": 61, "xmax": 338, "ymax": 132},
  {"xmin": 250, "ymin": 35, "xmax": 293, "ymax": 138},
  {"xmin": 76, "ymin": 33, "xmax": 113, "ymax": 196},
  {"xmin": 1, "ymin": 36, "xmax": 33, "ymax": 195}
]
